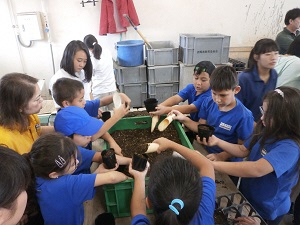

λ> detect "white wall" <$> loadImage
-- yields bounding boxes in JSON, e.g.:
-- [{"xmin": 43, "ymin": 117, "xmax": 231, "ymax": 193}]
[{"xmin": 0, "ymin": 0, "xmax": 299, "ymax": 98}]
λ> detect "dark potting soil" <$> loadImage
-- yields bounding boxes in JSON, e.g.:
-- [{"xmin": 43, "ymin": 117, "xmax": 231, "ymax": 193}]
[
  {"xmin": 112, "ymin": 111, "xmax": 181, "ymax": 176},
  {"xmin": 124, "ymin": 110, "xmax": 149, "ymax": 117}
]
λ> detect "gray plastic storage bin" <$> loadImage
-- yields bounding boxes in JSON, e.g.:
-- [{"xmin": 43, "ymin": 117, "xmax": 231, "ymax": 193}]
[
  {"xmin": 114, "ymin": 64, "xmax": 147, "ymax": 85},
  {"xmin": 147, "ymin": 65, "xmax": 179, "ymax": 84},
  {"xmin": 179, "ymin": 33, "xmax": 230, "ymax": 65},
  {"xmin": 146, "ymin": 41, "xmax": 179, "ymax": 66},
  {"xmin": 117, "ymin": 83, "xmax": 147, "ymax": 107},
  {"xmin": 148, "ymin": 83, "xmax": 179, "ymax": 104}
]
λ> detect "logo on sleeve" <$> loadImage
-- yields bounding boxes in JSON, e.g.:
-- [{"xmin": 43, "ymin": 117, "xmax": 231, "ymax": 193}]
[
  {"xmin": 219, "ymin": 122, "xmax": 232, "ymax": 131},
  {"xmin": 261, "ymin": 148, "xmax": 267, "ymax": 156}
]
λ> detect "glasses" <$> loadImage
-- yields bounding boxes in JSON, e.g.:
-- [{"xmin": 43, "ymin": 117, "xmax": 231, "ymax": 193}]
[{"xmin": 259, "ymin": 106, "xmax": 264, "ymax": 115}]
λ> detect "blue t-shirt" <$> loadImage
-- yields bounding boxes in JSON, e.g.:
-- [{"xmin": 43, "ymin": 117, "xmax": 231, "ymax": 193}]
[
  {"xmin": 131, "ymin": 176, "xmax": 216, "ymax": 225},
  {"xmin": 84, "ymin": 99, "xmax": 100, "ymax": 117},
  {"xmin": 84, "ymin": 99, "xmax": 101, "ymax": 149},
  {"xmin": 240, "ymin": 138, "xmax": 300, "ymax": 220},
  {"xmin": 36, "ymin": 173, "xmax": 96, "ymax": 225},
  {"xmin": 73, "ymin": 146, "xmax": 96, "ymax": 175},
  {"xmin": 198, "ymin": 97, "xmax": 254, "ymax": 161},
  {"xmin": 178, "ymin": 84, "xmax": 211, "ymax": 121},
  {"xmin": 236, "ymin": 66, "xmax": 277, "ymax": 121}
]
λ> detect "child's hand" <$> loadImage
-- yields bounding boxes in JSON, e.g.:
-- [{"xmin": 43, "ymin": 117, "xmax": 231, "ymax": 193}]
[
  {"xmin": 119, "ymin": 93, "xmax": 131, "ymax": 108},
  {"xmin": 170, "ymin": 109, "xmax": 187, "ymax": 122},
  {"xmin": 206, "ymin": 153, "xmax": 221, "ymax": 161},
  {"xmin": 129, "ymin": 162, "xmax": 150, "ymax": 180},
  {"xmin": 113, "ymin": 102, "xmax": 129, "ymax": 119},
  {"xmin": 94, "ymin": 163, "xmax": 119, "ymax": 174},
  {"xmin": 153, "ymin": 137, "xmax": 172, "ymax": 153},
  {"xmin": 234, "ymin": 216, "xmax": 261, "ymax": 225},
  {"xmin": 150, "ymin": 105, "xmax": 168, "ymax": 116},
  {"xmin": 97, "ymin": 108, "xmax": 103, "ymax": 119},
  {"xmin": 196, "ymin": 134, "xmax": 218, "ymax": 146},
  {"xmin": 109, "ymin": 142, "xmax": 123, "ymax": 156}
]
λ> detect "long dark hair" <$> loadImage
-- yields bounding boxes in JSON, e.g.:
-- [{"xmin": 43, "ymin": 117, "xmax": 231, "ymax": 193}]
[
  {"xmin": 0, "ymin": 73, "xmax": 38, "ymax": 131},
  {"xmin": 248, "ymin": 86, "xmax": 300, "ymax": 151},
  {"xmin": 246, "ymin": 38, "xmax": 279, "ymax": 72},
  {"xmin": 83, "ymin": 34, "xmax": 102, "ymax": 60},
  {"xmin": 148, "ymin": 156, "xmax": 202, "ymax": 225},
  {"xmin": 60, "ymin": 40, "xmax": 92, "ymax": 82},
  {"xmin": 27, "ymin": 132, "xmax": 79, "ymax": 179}
]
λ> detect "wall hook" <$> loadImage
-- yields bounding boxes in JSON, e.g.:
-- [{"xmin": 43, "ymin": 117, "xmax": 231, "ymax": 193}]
[{"xmin": 80, "ymin": 0, "xmax": 98, "ymax": 7}]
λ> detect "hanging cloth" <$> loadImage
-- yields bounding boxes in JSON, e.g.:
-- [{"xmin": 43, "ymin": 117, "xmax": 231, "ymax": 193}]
[{"xmin": 99, "ymin": 0, "xmax": 140, "ymax": 35}]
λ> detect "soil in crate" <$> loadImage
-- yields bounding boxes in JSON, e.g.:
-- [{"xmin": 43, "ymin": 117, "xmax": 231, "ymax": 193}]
[{"xmin": 111, "ymin": 114, "xmax": 182, "ymax": 176}]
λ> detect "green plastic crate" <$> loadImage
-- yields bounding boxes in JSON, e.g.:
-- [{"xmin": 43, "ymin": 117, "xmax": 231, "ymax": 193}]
[{"xmin": 103, "ymin": 116, "xmax": 193, "ymax": 218}]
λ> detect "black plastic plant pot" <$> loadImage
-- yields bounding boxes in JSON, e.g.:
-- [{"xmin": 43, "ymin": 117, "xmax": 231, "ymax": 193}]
[
  {"xmin": 132, "ymin": 153, "xmax": 148, "ymax": 171},
  {"xmin": 102, "ymin": 111, "xmax": 111, "ymax": 122},
  {"xmin": 144, "ymin": 98, "xmax": 158, "ymax": 113},
  {"xmin": 198, "ymin": 124, "xmax": 215, "ymax": 141},
  {"xmin": 101, "ymin": 148, "xmax": 117, "ymax": 169}
]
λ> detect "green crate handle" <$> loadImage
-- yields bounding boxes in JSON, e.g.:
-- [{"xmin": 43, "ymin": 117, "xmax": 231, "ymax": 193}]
[{"xmin": 134, "ymin": 120, "xmax": 148, "ymax": 125}]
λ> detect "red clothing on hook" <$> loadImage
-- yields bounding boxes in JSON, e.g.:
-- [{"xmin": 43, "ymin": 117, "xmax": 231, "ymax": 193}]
[{"xmin": 99, "ymin": 0, "xmax": 140, "ymax": 35}]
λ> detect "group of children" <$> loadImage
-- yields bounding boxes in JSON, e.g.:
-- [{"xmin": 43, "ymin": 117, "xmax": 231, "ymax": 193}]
[
  {"xmin": 135, "ymin": 37, "xmax": 300, "ymax": 225},
  {"xmin": 0, "ymin": 33, "xmax": 300, "ymax": 225}
]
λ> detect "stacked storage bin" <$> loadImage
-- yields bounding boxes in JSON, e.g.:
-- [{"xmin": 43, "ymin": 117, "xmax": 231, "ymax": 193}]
[
  {"xmin": 146, "ymin": 41, "xmax": 179, "ymax": 104},
  {"xmin": 179, "ymin": 33, "xmax": 231, "ymax": 65},
  {"xmin": 178, "ymin": 33, "xmax": 231, "ymax": 89},
  {"xmin": 114, "ymin": 62, "xmax": 147, "ymax": 107}
]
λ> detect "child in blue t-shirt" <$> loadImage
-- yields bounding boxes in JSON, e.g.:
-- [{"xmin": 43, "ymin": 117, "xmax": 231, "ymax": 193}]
[
  {"xmin": 150, "ymin": 61, "xmax": 215, "ymax": 143},
  {"xmin": 129, "ymin": 137, "xmax": 215, "ymax": 225},
  {"xmin": 52, "ymin": 77, "xmax": 131, "ymax": 120},
  {"xmin": 150, "ymin": 61, "xmax": 215, "ymax": 122},
  {"xmin": 53, "ymin": 78, "xmax": 130, "ymax": 155},
  {"xmin": 26, "ymin": 132, "xmax": 128, "ymax": 225},
  {"xmin": 236, "ymin": 38, "xmax": 279, "ymax": 121},
  {"xmin": 206, "ymin": 87, "xmax": 300, "ymax": 225},
  {"xmin": 54, "ymin": 106, "xmax": 132, "ymax": 171},
  {"xmin": 172, "ymin": 65, "xmax": 254, "ymax": 162}
]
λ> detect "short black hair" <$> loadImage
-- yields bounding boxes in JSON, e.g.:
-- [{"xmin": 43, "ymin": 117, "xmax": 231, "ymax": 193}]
[
  {"xmin": 194, "ymin": 61, "xmax": 216, "ymax": 76},
  {"xmin": 52, "ymin": 78, "xmax": 84, "ymax": 107},
  {"xmin": 210, "ymin": 66, "xmax": 238, "ymax": 91},
  {"xmin": 284, "ymin": 8, "xmax": 300, "ymax": 25}
]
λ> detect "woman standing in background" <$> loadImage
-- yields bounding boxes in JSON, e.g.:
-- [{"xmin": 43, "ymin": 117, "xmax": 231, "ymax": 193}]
[{"xmin": 84, "ymin": 34, "xmax": 117, "ymax": 110}]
